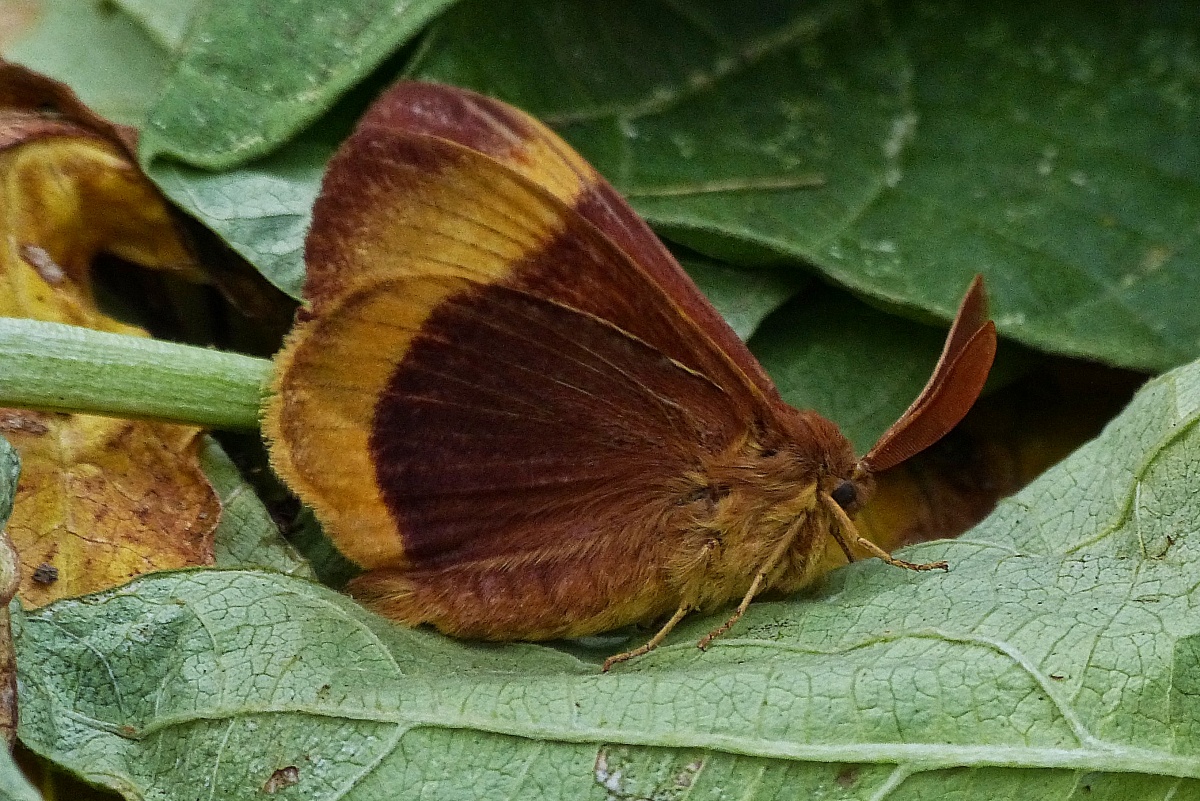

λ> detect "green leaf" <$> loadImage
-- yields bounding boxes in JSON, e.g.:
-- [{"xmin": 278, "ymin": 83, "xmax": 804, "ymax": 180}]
[
  {"xmin": 752, "ymin": 284, "xmax": 1037, "ymax": 451},
  {"xmin": 0, "ymin": 438, "xmax": 16, "ymax": 529},
  {"xmin": 410, "ymin": 0, "xmax": 1200, "ymax": 371},
  {"xmin": 15, "ymin": 358, "xmax": 1200, "ymax": 798},
  {"xmin": 200, "ymin": 439, "xmax": 313, "ymax": 579},
  {"xmin": 679, "ymin": 255, "xmax": 805, "ymax": 342},
  {"xmin": 0, "ymin": 746, "xmax": 41, "ymax": 801},
  {"xmin": 1, "ymin": 0, "xmax": 173, "ymax": 126},
  {"xmin": 145, "ymin": 104, "xmax": 359, "ymax": 298},
  {"xmin": 752, "ymin": 284, "xmax": 954, "ymax": 452},
  {"xmin": 967, "ymin": 361, "xmax": 1200, "ymax": 562},
  {"xmin": 138, "ymin": 0, "xmax": 462, "ymax": 169},
  {"xmin": 111, "ymin": 0, "xmax": 204, "ymax": 53},
  {"xmin": 141, "ymin": 0, "xmax": 1200, "ymax": 375}
]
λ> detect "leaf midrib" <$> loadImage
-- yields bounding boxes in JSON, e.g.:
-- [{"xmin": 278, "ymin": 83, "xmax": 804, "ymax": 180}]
[{"xmin": 67, "ymin": 701, "xmax": 1200, "ymax": 777}]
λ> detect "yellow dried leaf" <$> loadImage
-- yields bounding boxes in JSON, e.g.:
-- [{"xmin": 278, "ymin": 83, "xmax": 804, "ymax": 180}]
[
  {"xmin": 0, "ymin": 61, "xmax": 218, "ymax": 606},
  {"xmin": 2, "ymin": 410, "xmax": 217, "ymax": 608},
  {"xmin": 0, "ymin": 136, "xmax": 198, "ymax": 328}
]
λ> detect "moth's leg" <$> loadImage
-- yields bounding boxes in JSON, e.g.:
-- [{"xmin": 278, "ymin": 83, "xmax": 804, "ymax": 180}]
[
  {"xmin": 821, "ymin": 492, "xmax": 948, "ymax": 572},
  {"xmin": 830, "ymin": 524, "xmax": 858, "ymax": 563},
  {"xmin": 603, "ymin": 535, "xmax": 724, "ymax": 671},
  {"xmin": 602, "ymin": 603, "xmax": 691, "ymax": 672},
  {"xmin": 697, "ymin": 515, "xmax": 807, "ymax": 650}
]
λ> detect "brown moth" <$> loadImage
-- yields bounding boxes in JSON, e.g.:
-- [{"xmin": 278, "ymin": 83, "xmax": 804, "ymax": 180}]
[{"xmin": 263, "ymin": 81, "xmax": 998, "ymax": 670}]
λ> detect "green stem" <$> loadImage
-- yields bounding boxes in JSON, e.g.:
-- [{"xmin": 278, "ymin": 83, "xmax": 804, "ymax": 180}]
[{"xmin": 0, "ymin": 318, "xmax": 271, "ymax": 430}]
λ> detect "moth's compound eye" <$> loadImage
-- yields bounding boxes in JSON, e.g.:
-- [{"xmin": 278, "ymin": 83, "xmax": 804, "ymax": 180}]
[{"xmin": 830, "ymin": 480, "xmax": 857, "ymax": 509}]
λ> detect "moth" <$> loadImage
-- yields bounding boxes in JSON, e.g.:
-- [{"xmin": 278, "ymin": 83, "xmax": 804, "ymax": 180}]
[{"xmin": 264, "ymin": 81, "xmax": 996, "ymax": 671}]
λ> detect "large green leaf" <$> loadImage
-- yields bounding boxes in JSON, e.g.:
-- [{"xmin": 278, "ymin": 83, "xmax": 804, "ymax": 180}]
[
  {"xmin": 112, "ymin": 0, "xmax": 203, "ymax": 53},
  {"xmin": 141, "ymin": 0, "xmax": 1200, "ymax": 378},
  {"xmin": 410, "ymin": 0, "xmax": 1200, "ymax": 371},
  {"xmin": 15, "ymin": 357, "xmax": 1200, "ymax": 798},
  {"xmin": 1, "ymin": 0, "xmax": 174, "ymax": 126},
  {"xmin": 138, "ymin": 0, "xmax": 461, "ymax": 168},
  {"xmin": 753, "ymin": 283, "xmax": 1036, "ymax": 451},
  {"xmin": 200, "ymin": 438, "xmax": 313, "ymax": 578},
  {"xmin": 752, "ymin": 284, "xmax": 957, "ymax": 452},
  {"xmin": 679, "ymin": 254, "xmax": 805, "ymax": 342}
]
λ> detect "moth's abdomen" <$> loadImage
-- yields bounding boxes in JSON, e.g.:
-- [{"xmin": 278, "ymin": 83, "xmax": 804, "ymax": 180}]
[{"xmin": 347, "ymin": 545, "xmax": 678, "ymax": 641}]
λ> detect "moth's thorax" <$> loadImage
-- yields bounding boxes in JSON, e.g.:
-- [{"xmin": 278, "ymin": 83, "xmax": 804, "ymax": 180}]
[
  {"xmin": 666, "ymin": 406, "xmax": 867, "ymax": 609},
  {"xmin": 683, "ymin": 407, "xmax": 856, "ymax": 513}
]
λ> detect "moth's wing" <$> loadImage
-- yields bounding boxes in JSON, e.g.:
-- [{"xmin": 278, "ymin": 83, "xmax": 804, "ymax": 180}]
[
  {"xmin": 862, "ymin": 275, "xmax": 996, "ymax": 472},
  {"xmin": 268, "ymin": 273, "xmax": 743, "ymax": 569},
  {"xmin": 303, "ymin": 80, "xmax": 781, "ymax": 401},
  {"xmin": 265, "ymin": 121, "xmax": 760, "ymax": 570}
]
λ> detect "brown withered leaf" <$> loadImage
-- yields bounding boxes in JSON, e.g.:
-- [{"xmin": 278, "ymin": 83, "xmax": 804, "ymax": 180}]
[
  {"xmin": 0, "ymin": 541, "xmax": 17, "ymax": 746},
  {"xmin": 0, "ymin": 61, "xmax": 219, "ymax": 607},
  {"xmin": 0, "ymin": 432, "xmax": 20, "ymax": 747}
]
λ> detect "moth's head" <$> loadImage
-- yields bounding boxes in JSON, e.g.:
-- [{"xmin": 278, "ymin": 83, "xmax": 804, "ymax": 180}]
[
  {"xmin": 828, "ymin": 470, "xmax": 874, "ymax": 517},
  {"xmin": 770, "ymin": 405, "xmax": 863, "ymax": 505}
]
